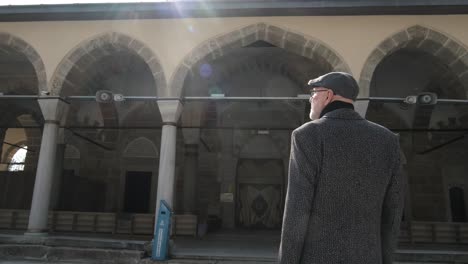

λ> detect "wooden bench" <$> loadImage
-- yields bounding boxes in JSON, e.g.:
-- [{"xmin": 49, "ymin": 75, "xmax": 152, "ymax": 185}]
[{"xmin": 172, "ymin": 214, "xmax": 197, "ymax": 237}]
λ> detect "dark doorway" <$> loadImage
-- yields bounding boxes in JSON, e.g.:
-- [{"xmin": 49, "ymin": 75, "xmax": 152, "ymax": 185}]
[
  {"xmin": 236, "ymin": 159, "xmax": 284, "ymax": 229},
  {"xmin": 59, "ymin": 169, "xmax": 106, "ymax": 212},
  {"xmin": 124, "ymin": 171, "xmax": 152, "ymax": 213},
  {"xmin": 450, "ymin": 187, "xmax": 467, "ymax": 222}
]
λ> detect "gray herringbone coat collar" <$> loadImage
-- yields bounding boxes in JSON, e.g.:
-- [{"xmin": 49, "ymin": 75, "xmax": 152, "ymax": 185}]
[{"xmin": 321, "ymin": 108, "xmax": 364, "ymax": 121}]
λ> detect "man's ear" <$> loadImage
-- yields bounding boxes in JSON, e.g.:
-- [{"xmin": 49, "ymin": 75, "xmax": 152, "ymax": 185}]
[{"xmin": 326, "ymin": 91, "xmax": 333, "ymax": 103}]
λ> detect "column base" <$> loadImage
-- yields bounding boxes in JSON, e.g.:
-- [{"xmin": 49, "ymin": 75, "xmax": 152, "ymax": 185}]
[{"xmin": 24, "ymin": 231, "xmax": 49, "ymax": 237}]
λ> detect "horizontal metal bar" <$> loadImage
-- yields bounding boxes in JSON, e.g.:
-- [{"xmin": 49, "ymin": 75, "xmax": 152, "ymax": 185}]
[
  {"xmin": 0, "ymin": 95, "xmax": 40, "ymax": 99},
  {"xmin": 64, "ymin": 95, "xmax": 176, "ymax": 101},
  {"xmin": 64, "ymin": 96, "xmax": 310, "ymax": 101},
  {"xmin": 0, "ymin": 126, "xmax": 41, "ymax": 129},
  {"xmin": 358, "ymin": 97, "xmax": 403, "ymax": 102},
  {"xmin": 361, "ymin": 97, "xmax": 468, "ymax": 104},
  {"xmin": 184, "ymin": 96, "xmax": 309, "ymax": 101},
  {"xmin": 57, "ymin": 95, "xmax": 404, "ymax": 102},
  {"xmin": 436, "ymin": 99, "xmax": 468, "ymax": 104},
  {"xmin": 57, "ymin": 126, "xmax": 468, "ymax": 132},
  {"xmin": 391, "ymin": 128, "xmax": 468, "ymax": 132},
  {"xmin": 0, "ymin": 95, "xmax": 68, "ymax": 103},
  {"xmin": 2, "ymin": 95, "xmax": 468, "ymax": 104}
]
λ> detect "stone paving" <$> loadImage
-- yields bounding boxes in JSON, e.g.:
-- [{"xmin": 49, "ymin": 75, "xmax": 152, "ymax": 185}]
[{"xmin": 1, "ymin": 231, "xmax": 468, "ymax": 263}]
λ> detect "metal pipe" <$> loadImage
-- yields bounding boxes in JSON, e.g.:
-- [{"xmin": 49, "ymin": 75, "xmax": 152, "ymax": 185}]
[
  {"xmin": 2, "ymin": 94, "xmax": 468, "ymax": 104},
  {"xmin": 418, "ymin": 132, "xmax": 468, "ymax": 155},
  {"xmin": 56, "ymin": 126, "xmax": 468, "ymax": 132},
  {"xmin": 0, "ymin": 95, "xmax": 40, "ymax": 99},
  {"xmin": 66, "ymin": 128, "xmax": 114, "ymax": 151},
  {"xmin": 2, "ymin": 141, "xmax": 34, "ymax": 152}
]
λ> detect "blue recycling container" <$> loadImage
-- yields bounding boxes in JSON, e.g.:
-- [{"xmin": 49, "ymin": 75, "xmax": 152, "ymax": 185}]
[{"xmin": 152, "ymin": 200, "xmax": 172, "ymax": 261}]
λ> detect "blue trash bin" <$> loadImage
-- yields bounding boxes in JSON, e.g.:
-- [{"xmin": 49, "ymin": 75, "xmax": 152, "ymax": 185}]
[{"xmin": 152, "ymin": 200, "xmax": 172, "ymax": 261}]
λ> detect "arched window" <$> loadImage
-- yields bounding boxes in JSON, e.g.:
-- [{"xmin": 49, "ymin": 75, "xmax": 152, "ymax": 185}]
[
  {"xmin": 8, "ymin": 146, "xmax": 28, "ymax": 172},
  {"xmin": 123, "ymin": 137, "xmax": 158, "ymax": 158},
  {"xmin": 450, "ymin": 187, "xmax": 467, "ymax": 222}
]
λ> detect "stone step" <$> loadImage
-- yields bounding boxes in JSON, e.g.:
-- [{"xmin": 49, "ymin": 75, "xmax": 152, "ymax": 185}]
[
  {"xmin": 0, "ymin": 233, "xmax": 146, "ymax": 251},
  {"xmin": 1, "ymin": 243, "xmax": 467, "ymax": 264},
  {"xmin": 0, "ymin": 244, "xmax": 144, "ymax": 264},
  {"xmin": 2, "ymin": 233, "xmax": 468, "ymax": 264}
]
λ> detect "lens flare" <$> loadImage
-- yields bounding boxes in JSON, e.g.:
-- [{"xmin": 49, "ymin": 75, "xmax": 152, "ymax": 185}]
[
  {"xmin": 188, "ymin": 25, "xmax": 195, "ymax": 33},
  {"xmin": 199, "ymin": 63, "xmax": 213, "ymax": 78}
]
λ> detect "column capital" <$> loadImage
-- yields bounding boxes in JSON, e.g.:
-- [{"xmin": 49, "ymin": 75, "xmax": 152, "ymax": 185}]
[
  {"xmin": 182, "ymin": 128, "xmax": 200, "ymax": 145},
  {"xmin": 38, "ymin": 98, "xmax": 69, "ymax": 124},
  {"xmin": 157, "ymin": 100, "xmax": 183, "ymax": 124},
  {"xmin": 353, "ymin": 100, "xmax": 369, "ymax": 119}
]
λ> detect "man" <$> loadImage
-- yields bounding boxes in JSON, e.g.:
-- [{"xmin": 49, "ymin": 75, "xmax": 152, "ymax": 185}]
[{"xmin": 279, "ymin": 72, "xmax": 405, "ymax": 264}]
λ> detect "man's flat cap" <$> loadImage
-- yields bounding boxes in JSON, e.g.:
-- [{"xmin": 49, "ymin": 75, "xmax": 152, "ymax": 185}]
[{"xmin": 308, "ymin": 72, "xmax": 359, "ymax": 100}]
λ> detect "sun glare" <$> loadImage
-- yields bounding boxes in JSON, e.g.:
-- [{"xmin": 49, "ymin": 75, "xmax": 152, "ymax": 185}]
[{"xmin": 0, "ymin": 0, "xmax": 171, "ymax": 6}]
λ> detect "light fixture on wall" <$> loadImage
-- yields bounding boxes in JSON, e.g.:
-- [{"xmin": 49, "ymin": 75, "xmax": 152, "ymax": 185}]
[
  {"xmin": 417, "ymin": 92, "xmax": 438, "ymax": 105},
  {"xmin": 404, "ymin": 92, "xmax": 438, "ymax": 105},
  {"xmin": 95, "ymin": 90, "xmax": 113, "ymax": 103},
  {"xmin": 113, "ymin": 93, "xmax": 125, "ymax": 102}
]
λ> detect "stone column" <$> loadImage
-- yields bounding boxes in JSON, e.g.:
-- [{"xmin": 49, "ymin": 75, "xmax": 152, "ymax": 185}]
[
  {"xmin": 27, "ymin": 98, "xmax": 68, "ymax": 234},
  {"xmin": 154, "ymin": 100, "xmax": 183, "ymax": 219},
  {"xmin": 400, "ymin": 148, "xmax": 412, "ymax": 222},
  {"xmin": 182, "ymin": 128, "xmax": 199, "ymax": 213},
  {"xmin": 354, "ymin": 100, "xmax": 369, "ymax": 119},
  {"xmin": 0, "ymin": 128, "xmax": 6, "ymax": 161},
  {"xmin": 50, "ymin": 129, "xmax": 65, "ymax": 210}
]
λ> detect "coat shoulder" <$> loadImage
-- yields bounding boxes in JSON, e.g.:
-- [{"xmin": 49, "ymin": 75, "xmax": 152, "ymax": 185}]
[
  {"xmin": 292, "ymin": 120, "xmax": 323, "ymax": 138},
  {"xmin": 366, "ymin": 120, "xmax": 399, "ymax": 140}
]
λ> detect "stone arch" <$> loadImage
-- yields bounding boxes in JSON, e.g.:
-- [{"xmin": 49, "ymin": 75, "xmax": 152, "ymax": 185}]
[
  {"xmin": 0, "ymin": 32, "xmax": 47, "ymax": 94},
  {"xmin": 360, "ymin": 25, "xmax": 468, "ymax": 97},
  {"xmin": 50, "ymin": 31, "xmax": 165, "ymax": 96},
  {"xmin": 239, "ymin": 134, "xmax": 282, "ymax": 159},
  {"xmin": 123, "ymin": 137, "xmax": 158, "ymax": 158},
  {"xmin": 218, "ymin": 100, "xmax": 304, "ymax": 129},
  {"xmin": 62, "ymin": 144, "xmax": 81, "ymax": 180},
  {"xmin": 170, "ymin": 23, "xmax": 351, "ymax": 97},
  {"xmin": 64, "ymin": 144, "xmax": 80, "ymax": 159},
  {"xmin": 3, "ymin": 140, "xmax": 27, "ymax": 170}
]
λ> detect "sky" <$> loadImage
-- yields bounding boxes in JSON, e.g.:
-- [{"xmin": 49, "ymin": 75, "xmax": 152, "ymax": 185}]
[{"xmin": 0, "ymin": 0, "xmax": 171, "ymax": 6}]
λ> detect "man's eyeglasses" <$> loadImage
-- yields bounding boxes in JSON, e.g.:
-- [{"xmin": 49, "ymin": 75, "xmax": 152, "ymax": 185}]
[{"xmin": 310, "ymin": 89, "xmax": 330, "ymax": 96}]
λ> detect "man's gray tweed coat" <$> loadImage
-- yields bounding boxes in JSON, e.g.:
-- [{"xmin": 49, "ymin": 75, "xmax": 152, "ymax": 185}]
[{"xmin": 279, "ymin": 108, "xmax": 405, "ymax": 264}]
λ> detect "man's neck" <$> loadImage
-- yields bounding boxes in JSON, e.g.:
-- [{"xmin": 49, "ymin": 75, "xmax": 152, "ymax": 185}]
[{"xmin": 319, "ymin": 100, "xmax": 354, "ymax": 118}]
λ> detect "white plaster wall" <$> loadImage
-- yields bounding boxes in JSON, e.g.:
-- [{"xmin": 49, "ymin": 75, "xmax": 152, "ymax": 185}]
[{"xmin": 1, "ymin": 15, "xmax": 468, "ymax": 90}]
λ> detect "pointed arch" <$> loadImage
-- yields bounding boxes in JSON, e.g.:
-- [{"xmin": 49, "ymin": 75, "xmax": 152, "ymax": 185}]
[
  {"xmin": 123, "ymin": 137, "xmax": 158, "ymax": 158},
  {"xmin": 50, "ymin": 31, "xmax": 165, "ymax": 96},
  {"xmin": 0, "ymin": 32, "xmax": 47, "ymax": 94},
  {"xmin": 64, "ymin": 144, "xmax": 80, "ymax": 159},
  {"xmin": 169, "ymin": 23, "xmax": 351, "ymax": 97},
  {"xmin": 360, "ymin": 25, "xmax": 468, "ymax": 97},
  {"xmin": 239, "ymin": 134, "xmax": 282, "ymax": 159}
]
